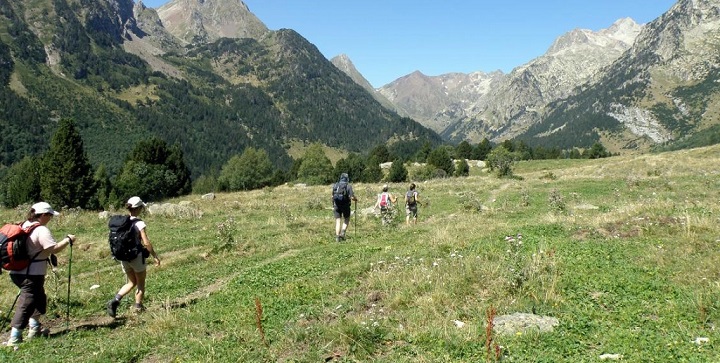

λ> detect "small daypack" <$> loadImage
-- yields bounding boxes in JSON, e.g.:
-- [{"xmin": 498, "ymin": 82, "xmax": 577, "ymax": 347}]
[
  {"xmin": 333, "ymin": 181, "xmax": 350, "ymax": 205},
  {"xmin": 379, "ymin": 193, "xmax": 389, "ymax": 208},
  {"xmin": 0, "ymin": 222, "xmax": 42, "ymax": 273},
  {"xmin": 108, "ymin": 215, "xmax": 142, "ymax": 262},
  {"xmin": 406, "ymin": 191, "xmax": 417, "ymax": 206}
]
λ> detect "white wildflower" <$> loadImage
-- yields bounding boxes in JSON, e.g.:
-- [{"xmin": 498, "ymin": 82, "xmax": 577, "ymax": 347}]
[{"xmin": 693, "ymin": 337, "xmax": 709, "ymax": 345}]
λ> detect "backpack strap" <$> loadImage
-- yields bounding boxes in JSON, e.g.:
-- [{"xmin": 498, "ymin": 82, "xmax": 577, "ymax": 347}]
[{"xmin": 22, "ymin": 223, "xmax": 46, "ymax": 275}]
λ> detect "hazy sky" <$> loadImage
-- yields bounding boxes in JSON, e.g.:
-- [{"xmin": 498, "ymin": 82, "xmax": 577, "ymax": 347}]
[{"xmin": 139, "ymin": 0, "xmax": 678, "ymax": 88}]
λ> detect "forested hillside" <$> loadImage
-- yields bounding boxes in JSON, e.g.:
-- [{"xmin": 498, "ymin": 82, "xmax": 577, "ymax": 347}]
[{"xmin": 0, "ymin": 0, "xmax": 440, "ymax": 179}]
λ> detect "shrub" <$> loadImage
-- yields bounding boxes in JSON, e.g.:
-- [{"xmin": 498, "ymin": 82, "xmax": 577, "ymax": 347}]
[{"xmin": 487, "ymin": 146, "xmax": 519, "ymax": 178}]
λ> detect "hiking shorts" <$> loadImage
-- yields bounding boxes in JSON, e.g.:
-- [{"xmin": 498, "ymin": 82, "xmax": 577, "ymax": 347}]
[
  {"xmin": 121, "ymin": 253, "xmax": 147, "ymax": 273},
  {"xmin": 406, "ymin": 204, "xmax": 418, "ymax": 218},
  {"xmin": 334, "ymin": 203, "xmax": 351, "ymax": 219}
]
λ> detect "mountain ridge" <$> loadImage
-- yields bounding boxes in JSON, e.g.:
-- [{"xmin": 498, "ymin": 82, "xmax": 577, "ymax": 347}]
[
  {"xmin": 361, "ymin": 0, "xmax": 720, "ymax": 152},
  {"xmin": 0, "ymin": 0, "xmax": 441, "ymax": 178}
]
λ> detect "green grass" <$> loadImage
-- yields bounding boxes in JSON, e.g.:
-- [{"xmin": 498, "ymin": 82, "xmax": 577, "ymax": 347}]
[{"xmin": 2, "ymin": 145, "xmax": 720, "ymax": 361}]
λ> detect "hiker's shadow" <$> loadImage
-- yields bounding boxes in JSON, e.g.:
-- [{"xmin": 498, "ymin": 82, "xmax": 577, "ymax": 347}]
[{"xmin": 49, "ymin": 317, "xmax": 127, "ymax": 338}]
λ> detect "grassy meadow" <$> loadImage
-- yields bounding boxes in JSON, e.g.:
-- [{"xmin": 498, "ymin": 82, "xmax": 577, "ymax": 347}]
[{"xmin": 1, "ymin": 145, "xmax": 720, "ymax": 362}]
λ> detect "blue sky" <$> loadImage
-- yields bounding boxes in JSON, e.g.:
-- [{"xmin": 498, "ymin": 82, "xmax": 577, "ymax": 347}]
[{"xmin": 139, "ymin": 0, "xmax": 678, "ymax": 88}]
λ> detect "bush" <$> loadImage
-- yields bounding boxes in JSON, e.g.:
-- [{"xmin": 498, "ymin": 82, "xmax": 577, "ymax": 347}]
[
  {"xmin": 409, "ymin": 164, "xmax": 436, "ymax": 181},
  {"xmin": 387, "ymin": 160, "xmax": 408, "ymax": 182},
  {"xmin": 454, "ymin": 159, "xmax": 470, "ymax": 177},
  {"xmin": 487, "ymin": 146, "xmax": 519, "ymax": 178}
]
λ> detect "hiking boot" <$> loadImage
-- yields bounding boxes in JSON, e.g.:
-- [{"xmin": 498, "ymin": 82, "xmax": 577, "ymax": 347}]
[
  {"xmin": 335, "ymin": 235, "xmax": 342, "ymax": 242},
  {"xmin": 106, "ymin": 299, "xmax": 120, "ymax": 318},
  {"xmin": 5, "ymin": 335, "xmax": 21, "ymax": 348},
  {"xmin": 133, "ymin": 303, "xmax": 145, "ymax": 314},
  {"xmin": 26, "ymin": 326, "xmax": 49, "ymax": 340}
]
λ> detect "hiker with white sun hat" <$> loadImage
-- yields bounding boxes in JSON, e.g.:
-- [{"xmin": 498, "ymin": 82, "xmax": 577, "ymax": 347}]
[
  {"xmin": 5, "ymin": 202, "xmax": 76, "ymax": 348},
  {"xmin": 106, "ymin": 196, "xmax": 160, "ymax": 318}
]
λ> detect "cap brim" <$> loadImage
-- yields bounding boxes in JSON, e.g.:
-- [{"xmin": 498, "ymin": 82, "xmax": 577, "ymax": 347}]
[{"xmin": 50, "ymin": 210, "xmax": 60, "ymax": 216}]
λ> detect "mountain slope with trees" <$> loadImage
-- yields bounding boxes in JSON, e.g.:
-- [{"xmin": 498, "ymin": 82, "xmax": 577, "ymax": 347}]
[{"xmin": 0, "ymin": 0, "xmax": 441, "ymax": 183}]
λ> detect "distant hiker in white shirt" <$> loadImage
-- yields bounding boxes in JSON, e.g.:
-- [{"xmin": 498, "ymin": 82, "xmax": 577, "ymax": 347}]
[{"xmin": 374, "ymin": 184, "xmax": 397, "ymax": 225}]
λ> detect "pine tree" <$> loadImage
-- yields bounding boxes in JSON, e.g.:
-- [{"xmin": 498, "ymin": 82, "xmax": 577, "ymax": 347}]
[
  {"xmin": 454, "ymin": 159, "xmax": 470, "ymax": 177},
  {"xmin": 334, "ymin": 153, "xmax": 365, "ymax": 184},
  {"xmin": 368, "ymin": 145, "xmax": 391, "ymax": 163},
  {"xmin": 415, "ymin": 141, "xmax": 432, "ymax": 162},
  {"xmin": 427, "ymin": 147, "xmax": 455, "ymax": 176},
  {"xmin": 473, "ymin": 138, "xmax": 493, "ymax": 160},
  {"xmin": 2, "ymin": 156, "xmax": 41, "ymax": 208},
  {"xmin": 361, "ymin": 156, "xmax": 383, "ymax": 183},
  {"xmin": 387, "ymin": 160, "xmax": 408, "ymax": 183},
  {"xmin": 40, "ymin": 118, "xmax": 97, "ymax": 209},
  {"xmin": 455, "ymin": 141, "xmax": 473, "ymax": 160},
  {"xmin": 93, "ymin": 164, "xmax": 112, "ymax": 210}
]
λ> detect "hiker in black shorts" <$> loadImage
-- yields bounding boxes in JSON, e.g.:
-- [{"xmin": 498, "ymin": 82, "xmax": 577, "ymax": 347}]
[{"xmin": 331, "ymin": 173, "xmax": 357, "ymax": 241}]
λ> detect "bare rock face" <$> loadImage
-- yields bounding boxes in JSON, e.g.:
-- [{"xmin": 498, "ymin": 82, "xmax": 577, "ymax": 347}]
[
  {"xmin": 385, "ymin": 0, "xmax": 720, "ymax": 152},
  {"xmin": 379, "ymin": 18, "xmax": 642, "ymax": 140},
  {"xmin": 452, "ymin": 18, "xmax": 643, "ymax": 143},
  {"xmin": 378, "ymin": 70, "xmax": 505, "ymax": 133},
  {"xmin": 156, "ymin": 0, "xmax": 269, "ymax": 44}
]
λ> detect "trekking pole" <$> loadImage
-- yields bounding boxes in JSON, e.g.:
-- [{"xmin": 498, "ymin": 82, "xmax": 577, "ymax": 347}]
[
  {"xmin": 354, "ymin": 199, "xmax": 357, "ymax": 235},
  {"xmin": 66, "ymin": 239, "xmax": 73, "ymax": 331},
  {"xmin": 2, "ymin": 290, "xmax": 21, "ymax": 333}
]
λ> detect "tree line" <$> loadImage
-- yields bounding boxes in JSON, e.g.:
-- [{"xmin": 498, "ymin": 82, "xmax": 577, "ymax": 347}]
[{"xmin": 0, "ymin": 118, "xmax": 611, "ymax": 210}]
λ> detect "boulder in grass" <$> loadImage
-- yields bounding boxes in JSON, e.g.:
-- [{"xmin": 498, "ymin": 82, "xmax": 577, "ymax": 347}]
[
  {"xmin": 148, "ymin": 202, "xmax": 203, "ymax": 219},
  {"xmin": 493, "ymin": 313, "xmax": 559, "ymax": 336}
]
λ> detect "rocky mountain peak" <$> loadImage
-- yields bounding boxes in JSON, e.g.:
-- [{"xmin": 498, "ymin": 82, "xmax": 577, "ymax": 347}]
[
  {"xmin": 546, "ymin": 18, "xmax": 640, "ymax": 55},
  {"xmin": 602, "ymin": 17, "xmax": 643, "ymax": 43},
  {"xmin": 330, "ymin": 54, "xmax": 399, "ymax": 113},
  {"xmin": 157, "ymin": 0, "xmax": 269, "ymax": 44}
]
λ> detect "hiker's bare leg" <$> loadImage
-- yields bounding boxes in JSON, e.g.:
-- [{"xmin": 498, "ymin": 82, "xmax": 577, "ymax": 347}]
[
  {"xmin": 341, "ymin": 218, "xmax": 349, "ymax": 235},
  {"xmin": 134, "ymin": 270, "xmax": 147, "ymax": 305},
  {"xmin": 335, "ymin": 218, "xmax": 342, "ymax": 236},
  {"xmin": 117, "ymin": 269, "xmax": 138, "ymax": 297}
]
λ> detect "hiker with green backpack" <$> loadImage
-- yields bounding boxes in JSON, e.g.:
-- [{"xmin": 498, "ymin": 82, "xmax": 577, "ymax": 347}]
[
  {"xmin": 405, "ymin": 183, "xmax": 421, "ymax": 225},
  {"xmin": 331, "ymin": 173, "xmax": 357, "ymax": 242},
  {"xmin": 4, "ymin": 202, "xmax": 76, "ymax": 348}
]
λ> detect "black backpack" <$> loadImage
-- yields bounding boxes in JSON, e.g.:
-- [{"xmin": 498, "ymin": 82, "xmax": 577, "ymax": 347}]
[
  {"xmin": 108, "ymin": 215, "xmax": 142, "ymax": 261},
  {"xmin": 333, "ymin": 181, "xmax": 350, "ymax": 205}
]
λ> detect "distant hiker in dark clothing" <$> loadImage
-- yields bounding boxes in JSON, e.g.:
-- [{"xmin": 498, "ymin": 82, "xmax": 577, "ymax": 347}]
[
  {"xmin": 374, "ymin": 184, "xmax": 397, "ymax": 226},
  {"xmin": 5, "ymin": 202, "xmax": 76, "ymax": 348},
  {"xmin": 106, "ymin": 196, "xmax": 160, "ymax": 318},
  {"xmin": 332, "ymin": 173, "xmax": 357, "ymax": 241},
  {"xmin": 405, "ymin": 183, "xmax": 421, "ymax": 225}
]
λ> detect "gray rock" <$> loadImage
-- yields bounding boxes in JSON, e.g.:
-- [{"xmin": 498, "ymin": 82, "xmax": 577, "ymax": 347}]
[{"xmin": 493, "ymin": 313, "xmax": 559, "ymax": 336}]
